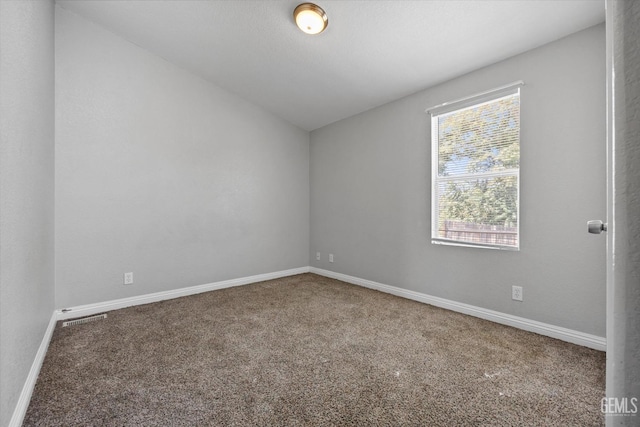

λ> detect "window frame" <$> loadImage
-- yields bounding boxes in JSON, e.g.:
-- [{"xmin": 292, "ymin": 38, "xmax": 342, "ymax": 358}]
[{"xmin": 427, "ymin": 81, "xmax": 524, "ymax": 251}]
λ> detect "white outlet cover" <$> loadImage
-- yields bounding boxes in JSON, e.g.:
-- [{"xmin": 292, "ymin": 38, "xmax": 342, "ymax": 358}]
[
  {"xmin": 512, "ymin": 286, "xmax": 523, "ymax": 301},
  {"xmin": 124, "ymin": 272, "xmax": 133, "ymax": 285}
]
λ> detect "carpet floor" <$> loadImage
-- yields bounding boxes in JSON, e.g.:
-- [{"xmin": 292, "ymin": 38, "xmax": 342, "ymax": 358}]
[{"xmin": 24, "ymin": 273, "xmax": 605, "ymax": 426}]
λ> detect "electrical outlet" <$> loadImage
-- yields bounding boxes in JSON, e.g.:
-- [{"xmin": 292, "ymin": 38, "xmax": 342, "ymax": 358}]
[
  {"xmin": 316, "ymin": 252, "xmax": 321, "ymax": 261},
  {"xmin": 512, "ymin": 285, "xmax": 523, "ymax": 301},
  {"xmin": 124, "ymin": 272, "xmax": 133, "ymax": 285},
  {"xmin": 329, "ymin": 253, "xmax": 334, "ymax": 263}
]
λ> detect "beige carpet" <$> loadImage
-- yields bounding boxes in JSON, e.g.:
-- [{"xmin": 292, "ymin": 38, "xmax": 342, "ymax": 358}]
[{"xmin": 25, "ymin": 273, "xmax": 605, "ymax": 426}]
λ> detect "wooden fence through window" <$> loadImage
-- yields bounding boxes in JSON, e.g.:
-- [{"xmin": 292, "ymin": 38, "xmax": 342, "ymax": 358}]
[{"xmin": 439, "ymin": 220, "xmax": 517, "ymax": 247}]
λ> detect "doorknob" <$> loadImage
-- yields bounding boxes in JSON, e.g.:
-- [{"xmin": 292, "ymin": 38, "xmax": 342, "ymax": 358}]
[{"xmin": 587, "ymin": 220, "xmax": 607, "ymax": 234}]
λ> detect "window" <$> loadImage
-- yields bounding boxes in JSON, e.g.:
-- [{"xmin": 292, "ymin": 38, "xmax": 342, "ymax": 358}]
[{"xmin": 428, "ymin": 82, "xmax": 522, "ymax": 250}]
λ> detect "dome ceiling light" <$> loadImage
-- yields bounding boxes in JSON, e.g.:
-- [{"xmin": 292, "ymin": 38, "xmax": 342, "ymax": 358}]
[{"xmin": 294, "ymin": 3, "xmax": 328, "ymax": 35}]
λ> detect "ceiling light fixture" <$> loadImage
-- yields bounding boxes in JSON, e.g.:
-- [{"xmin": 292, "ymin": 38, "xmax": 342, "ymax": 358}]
[{"xmin": 294, "ymin": 3, "xmax": 328, "ymax": 35}]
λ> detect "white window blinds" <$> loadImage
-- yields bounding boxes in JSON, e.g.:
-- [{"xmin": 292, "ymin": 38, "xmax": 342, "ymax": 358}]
[{"xmin": 428, "ymin": 82, "xmax": 522, "ymax": 250}]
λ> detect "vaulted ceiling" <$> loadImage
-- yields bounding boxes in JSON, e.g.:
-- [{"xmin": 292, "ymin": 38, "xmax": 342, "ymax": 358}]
[{"xmin": 57, "ymin": 0, "xmax": 605, "ymax": 131}]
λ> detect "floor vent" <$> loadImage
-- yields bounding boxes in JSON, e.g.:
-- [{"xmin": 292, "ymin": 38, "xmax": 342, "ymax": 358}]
[{"xmin": 62, "ymin": 313, "xmax": 107, "ymax": 327}]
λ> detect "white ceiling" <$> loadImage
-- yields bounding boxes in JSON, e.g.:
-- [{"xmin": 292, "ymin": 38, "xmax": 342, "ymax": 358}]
[{"xmin": 57, "ymin": 0, "xmax": 605, "ymax": 131}]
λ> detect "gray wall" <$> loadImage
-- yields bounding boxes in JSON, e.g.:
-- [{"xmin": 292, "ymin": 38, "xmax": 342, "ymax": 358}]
[
  {"xmin": 0, "ymin": 1, "xmax": 55, "ymax": 425},
  {"xmin": 607, "ymin": 0, "xmax": 640, "ymax": 424},
  {"xmin": 310, "ymin": 24, "xmax": 606, "ymax": 337},
  {"xmin": 55, "ymin": 7, "xmax": 309, "ymax": 308}
]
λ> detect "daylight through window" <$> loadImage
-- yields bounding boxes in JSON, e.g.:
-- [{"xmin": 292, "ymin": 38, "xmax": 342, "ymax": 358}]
[{"xmin": 429, "ymin": 83, "xmax": 522, "ymax": 250}]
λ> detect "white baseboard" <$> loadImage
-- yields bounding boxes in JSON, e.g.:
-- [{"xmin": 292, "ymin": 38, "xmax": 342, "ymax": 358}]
[
  {"xmin": 9, "ymin": 312, "xmax": 57, "ymax": 427},
  {"xmin": 310, "ymin": 267, "xmax": 606, "ymax": 351},
  {"xmin": 57, "ymin": 266, "xmax": 310, "ymax": 320}
]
